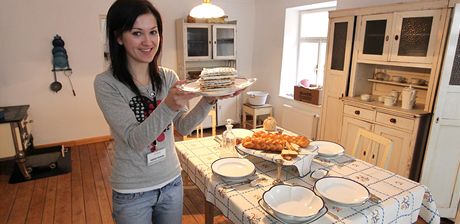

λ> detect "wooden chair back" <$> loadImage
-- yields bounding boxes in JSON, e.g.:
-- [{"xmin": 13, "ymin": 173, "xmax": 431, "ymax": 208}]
[{"xmin": 351, "ymin": 129, "xmax": 393, "ymax": 169}]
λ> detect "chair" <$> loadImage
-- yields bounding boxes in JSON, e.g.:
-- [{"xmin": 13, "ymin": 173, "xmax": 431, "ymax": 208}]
[
  {"xmin": 183, "ymin": 108, "xmax": 216, "ymax": 141},
  {"xmin": 351, "ymin": 129, "xmax": 393, "ymax": 169}
]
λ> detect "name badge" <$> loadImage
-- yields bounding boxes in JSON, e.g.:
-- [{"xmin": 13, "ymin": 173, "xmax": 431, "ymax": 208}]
[{"xmin": 147, "ymin": 148, "xmax": 166, "ymax": 166}]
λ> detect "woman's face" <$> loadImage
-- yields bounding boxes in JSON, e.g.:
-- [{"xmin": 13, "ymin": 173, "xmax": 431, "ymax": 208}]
[{"xmin": 117, "ymin": 13, "xmax": 160, "ymax": 66}]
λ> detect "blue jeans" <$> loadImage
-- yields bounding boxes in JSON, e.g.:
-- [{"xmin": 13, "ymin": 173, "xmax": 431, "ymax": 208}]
[{"xmin": 112, "ymin": 176, "xmax": 183, "ymax": 224}]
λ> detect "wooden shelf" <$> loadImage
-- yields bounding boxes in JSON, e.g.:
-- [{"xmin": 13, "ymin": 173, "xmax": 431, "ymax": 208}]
[{"xmin": 367, "ymin": 78, "xmax": 428, "ymax": 90}]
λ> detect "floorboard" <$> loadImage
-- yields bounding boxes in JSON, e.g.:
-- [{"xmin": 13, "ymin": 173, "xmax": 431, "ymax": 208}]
[{"xmin": 0, "ymin": 137, "xmax": 232, "ymax": 224}]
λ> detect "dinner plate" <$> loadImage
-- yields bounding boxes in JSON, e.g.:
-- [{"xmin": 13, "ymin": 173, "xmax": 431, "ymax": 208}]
[
  {"xmin": 310, "ymin": 140, "xmax": 345, "ymax": 157},
  {"xmin": 232, "ymin": 128, "xmax": 254, "ymax": 139},
  {"xmin": 178, "ymin": 77, "xmax": 257, "ymax": 97},
  {"xmin": 314, "ymin": 177, "xmax": 370, "ymax": 206},
  {"xmin": 211, "ymin": 157, "xmax": 256, "ymax": 180}
]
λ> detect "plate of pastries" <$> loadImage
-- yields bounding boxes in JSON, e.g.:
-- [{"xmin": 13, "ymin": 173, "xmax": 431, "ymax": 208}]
[{"xmin": 240, "ymin": 131, "xmax": 315, "ymax": 161}]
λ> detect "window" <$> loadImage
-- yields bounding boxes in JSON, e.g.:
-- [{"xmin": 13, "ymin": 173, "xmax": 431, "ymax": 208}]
[{"xmin": 279, "ymin": 2, "xmax": 336, "ymax": 98}]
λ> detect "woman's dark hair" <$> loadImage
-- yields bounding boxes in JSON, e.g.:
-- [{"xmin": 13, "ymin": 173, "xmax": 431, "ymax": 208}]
[{"xmin": 106, "ymin": 0, "xmax": 163, "ymax": 95}]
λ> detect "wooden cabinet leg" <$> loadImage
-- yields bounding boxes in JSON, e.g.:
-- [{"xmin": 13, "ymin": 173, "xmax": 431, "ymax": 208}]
[{"xmin": 205, "ymin": 201, "xmax": 214, "ymax": 224}]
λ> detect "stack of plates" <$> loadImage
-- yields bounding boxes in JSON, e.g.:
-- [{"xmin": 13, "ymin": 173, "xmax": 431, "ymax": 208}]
[
  {"xmin": 262, "ymin": 185, "xmax": 325, "ymax": 223},
  {"xmin": 310, "ymin": 141, "xmax": 345, "ymax": 157},
  {"xmin": 211, "ymin": 157, "xmax": 255, "ymax": 182},
  {"xmin": 314, "ymin": 177, "xmax": 370, "ymax": 206}
]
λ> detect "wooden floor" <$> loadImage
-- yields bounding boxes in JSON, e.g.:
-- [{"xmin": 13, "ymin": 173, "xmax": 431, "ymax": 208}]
[{"xmin": 0, "ymin": 141, "xmax": 231, "ymax": 224}]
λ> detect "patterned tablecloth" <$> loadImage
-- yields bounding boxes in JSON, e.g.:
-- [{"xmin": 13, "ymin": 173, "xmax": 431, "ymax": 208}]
[{"xmin": 175, "ymin": 137, "xmax": 440, "ymax": 224}]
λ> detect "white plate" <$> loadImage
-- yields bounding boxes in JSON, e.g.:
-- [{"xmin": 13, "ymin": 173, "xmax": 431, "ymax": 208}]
[
  {"xmin": 211, "ymin": 157, "xmax": 255, "ymax": 180},
  {"xmin": 314, "ymin": 177, "xmax": 370, "ymax": 206},
  {"xmin": 232, "ymin": 128, "xmax": 254, "ymax": 139},
  {"xmin": 263, "ymin": 185, "xmax": 324, "ymax": 222},
  {"xmin": 179, "ymin": 77, "xmax": 257, "ymax": 97},
  {"xmin": 311, "ymin": 141, "xmax": 345, "ymax": 157}
]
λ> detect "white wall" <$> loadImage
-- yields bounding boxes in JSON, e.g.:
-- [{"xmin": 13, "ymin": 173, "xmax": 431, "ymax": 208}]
[
  {"xmin": 0, "ymin": 0, "xmax": 414, "ymax": 145},
  {"xmin": 0, "ymin": 0, "xmax": 255, "ymax": 145}
]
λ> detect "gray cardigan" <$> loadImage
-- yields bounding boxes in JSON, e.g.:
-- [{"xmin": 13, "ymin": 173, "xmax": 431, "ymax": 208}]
[{"xmin": 94, "ymin": 67, "xmax": 212, "ymax": 190}]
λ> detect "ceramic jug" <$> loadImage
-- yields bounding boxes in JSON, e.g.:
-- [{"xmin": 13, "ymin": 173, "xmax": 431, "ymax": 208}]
[{"xmin": 401, "ymin": 86, "xmax": 416, "ymax": 109}]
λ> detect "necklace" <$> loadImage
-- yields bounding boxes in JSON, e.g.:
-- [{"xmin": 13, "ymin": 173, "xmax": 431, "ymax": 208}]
[
  {"xmin": 132, "ymin": 76, "xmax": 155, "ymax": 98},
  {"xmin": 145, "ymin": 85, "xmax": 156, "ymax": 98}
]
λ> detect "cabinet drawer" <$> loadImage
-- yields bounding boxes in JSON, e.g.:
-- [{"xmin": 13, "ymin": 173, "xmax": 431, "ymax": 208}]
[
  {"xmin": 343, "ymin": 105, "xmax": 375, "ymax": 121},
  {"xmin": 376, "ymin": 112, "xmax": 414, "ymax": 131}
]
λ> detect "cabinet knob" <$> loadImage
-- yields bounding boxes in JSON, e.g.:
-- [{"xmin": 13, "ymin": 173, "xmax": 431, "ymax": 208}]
[
  {"xmin": 385, "ymin": 35, "xmax": 389, "ymax": 41},
  {"xmin": 354, "ymin": 110, "xmax": 360, "ymax": 115},
  {"xmin": 390, "ymin": 118, "xmax": 397, "ymax": 123},
  {"xmin": 394, "ymin": 35, "xmax": 399, "ymax": 41}
]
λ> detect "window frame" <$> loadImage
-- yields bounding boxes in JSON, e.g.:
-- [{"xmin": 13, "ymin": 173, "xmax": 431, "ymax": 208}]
[{"xmin": 279, "ymin": 3, "xmax": 336, "ymax": 99}]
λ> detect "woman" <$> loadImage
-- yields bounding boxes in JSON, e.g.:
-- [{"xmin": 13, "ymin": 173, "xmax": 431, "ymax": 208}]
[{"xmin": 94, "ymin": 0, "xmax": 239, "ymax": 223}]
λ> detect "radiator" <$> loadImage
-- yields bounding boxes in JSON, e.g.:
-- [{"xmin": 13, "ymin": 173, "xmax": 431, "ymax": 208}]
[{"xmin": 281, "ymin": 104, "xmax": 319, "ymax": 140}]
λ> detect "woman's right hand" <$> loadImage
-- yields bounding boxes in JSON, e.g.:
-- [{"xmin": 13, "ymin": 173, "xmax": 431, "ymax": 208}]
[{"xmin": 164, "ymin": 80, "xmax": 197, "ymax": 111}]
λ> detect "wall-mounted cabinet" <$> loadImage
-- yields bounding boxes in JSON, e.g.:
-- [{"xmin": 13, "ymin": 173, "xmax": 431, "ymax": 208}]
[
  {"xmin": 357, "ymin": 10, "xmax": 444, "ymax": 65},
  {"xmin": 176, "ymin": 19, "xmax": 237, "ymax": 80}
]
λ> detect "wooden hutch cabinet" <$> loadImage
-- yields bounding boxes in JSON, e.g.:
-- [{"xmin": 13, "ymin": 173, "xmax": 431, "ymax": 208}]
[
  {"xmin": 175, "ymin": 19, "xmax": 240, "ymax": 126},
  {"xmin": 319, "ymin": 1, "xmax": 452, "ymax": 180}
]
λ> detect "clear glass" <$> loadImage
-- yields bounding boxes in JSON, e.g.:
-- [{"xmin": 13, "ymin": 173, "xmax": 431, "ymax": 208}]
[
  {"xmin": 331, "ymin": 22, "xmax": 348, "ymax": 71},
  {"xmin": 317, "ymin": 41, "xmax": 327, "ymax": 86},
  {"xmin": 215, "ymin": 27, "xmax": 235, "ymax": 57},
  {"xmin": 362, "ymin": 19, "xmax": 387, "ymax": 55},
  {"xmin": 298, "ymin": 42, "xmax": 318, "ymax": 85},
  {"xmin": 398, "ymin": 17, "xmax": 433, "ymax": 57},
  {"xmin": 300, "ymin": 11, "xmax": 329, "ymax": 38},
  {"xmin": 187, "ymin": 27, "xmax": 209, "ymax": 57},
  {"xmin": 450, "ymin": 34, "xmax": 460, "ymax": 85}
]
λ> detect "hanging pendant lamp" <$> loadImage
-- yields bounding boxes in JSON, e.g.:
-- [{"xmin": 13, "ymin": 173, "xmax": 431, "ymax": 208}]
[{"xmin": 189, "ymin": 0, "xmax": 225, "ymax": 19}]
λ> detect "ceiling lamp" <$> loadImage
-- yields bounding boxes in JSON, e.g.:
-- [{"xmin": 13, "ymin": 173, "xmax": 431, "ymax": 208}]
[{"xmin": 189, "ymin": 0, "xmax": 225, "ymax": 19}]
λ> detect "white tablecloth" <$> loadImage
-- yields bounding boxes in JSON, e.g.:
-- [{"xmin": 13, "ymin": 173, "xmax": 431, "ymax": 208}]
[{"xmin": 175, "ymin": 137, "xmax": 440, "ymax": 224}]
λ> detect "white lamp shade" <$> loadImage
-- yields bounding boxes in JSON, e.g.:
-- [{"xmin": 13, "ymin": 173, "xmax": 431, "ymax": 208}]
[{"xmin": 189, "ymin": 2, "xmax": 225, "ymax": 19}]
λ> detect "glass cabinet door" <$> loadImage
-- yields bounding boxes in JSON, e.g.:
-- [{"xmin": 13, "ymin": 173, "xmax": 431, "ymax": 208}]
[
  {"xmin": 186, "ymin": 25, "xmax": 211, "ymax": 59},
  {"xmin": 327, "ymin": 16, "xmax": 355, "ymax": 74},
  {"xmin": 390, "ymin": 10, "xmax": 441, "ymax": 63},
  {"xmin": 357, "ymin": 13, "xmax": 393, "ymax": 61},
  {"xmin": 213, "ymin": 25, "xmax": 236, "ymax": 59},
  {"xmin": 330, "ymin": 21, "xmax": 349, "ymax": 71}
]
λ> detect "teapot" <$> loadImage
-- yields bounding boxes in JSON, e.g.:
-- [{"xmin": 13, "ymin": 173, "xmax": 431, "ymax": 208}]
[{"xmin": 401, "ymin": 86, "xmax": 416, "ymax": 109}]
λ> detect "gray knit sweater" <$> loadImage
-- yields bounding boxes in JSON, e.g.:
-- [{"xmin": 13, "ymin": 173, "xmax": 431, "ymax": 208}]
[{"xmin": 94, "ymin": 67, "xmax": 212, "ymax": 190}]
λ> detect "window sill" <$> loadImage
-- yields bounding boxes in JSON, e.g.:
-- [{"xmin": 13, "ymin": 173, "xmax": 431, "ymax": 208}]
[{"xmin": 279, "ymin": 94, "xmax": 322, "ymax": 108}]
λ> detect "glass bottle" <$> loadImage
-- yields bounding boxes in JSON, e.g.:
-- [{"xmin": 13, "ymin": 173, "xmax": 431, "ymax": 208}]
[{"xmin": 221, "ymin": 119, "xmax": 236, "ymax": 157}]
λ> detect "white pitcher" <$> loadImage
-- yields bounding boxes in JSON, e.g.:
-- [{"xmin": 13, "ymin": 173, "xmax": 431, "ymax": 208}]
[{"xmin": 401, "ymin": 86, "xmax": 416, "ymax": 109}]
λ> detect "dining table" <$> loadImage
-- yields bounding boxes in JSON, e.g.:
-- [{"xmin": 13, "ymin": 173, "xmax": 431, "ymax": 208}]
[{"xmin": 175, "ymin": 129, "xmax": 440, "ymax": 224}]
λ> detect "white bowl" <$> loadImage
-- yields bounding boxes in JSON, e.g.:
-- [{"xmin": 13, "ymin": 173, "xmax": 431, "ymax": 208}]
[
  {"xmin": 263, "ymin": 185, "xmax": 324, "ymax": 222},
  {"xmin": 360, "ymin": 94, "xmax": 371, "ymax": 101},
  {"xmin": 247, "ymin": 91, "xmax": 268, "ymax": 105}
]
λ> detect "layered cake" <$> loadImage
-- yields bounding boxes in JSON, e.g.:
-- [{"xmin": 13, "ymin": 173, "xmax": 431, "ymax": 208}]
[{"xmin": 199, "ymin": 67, "xmax": 237, "ymax": 91}]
